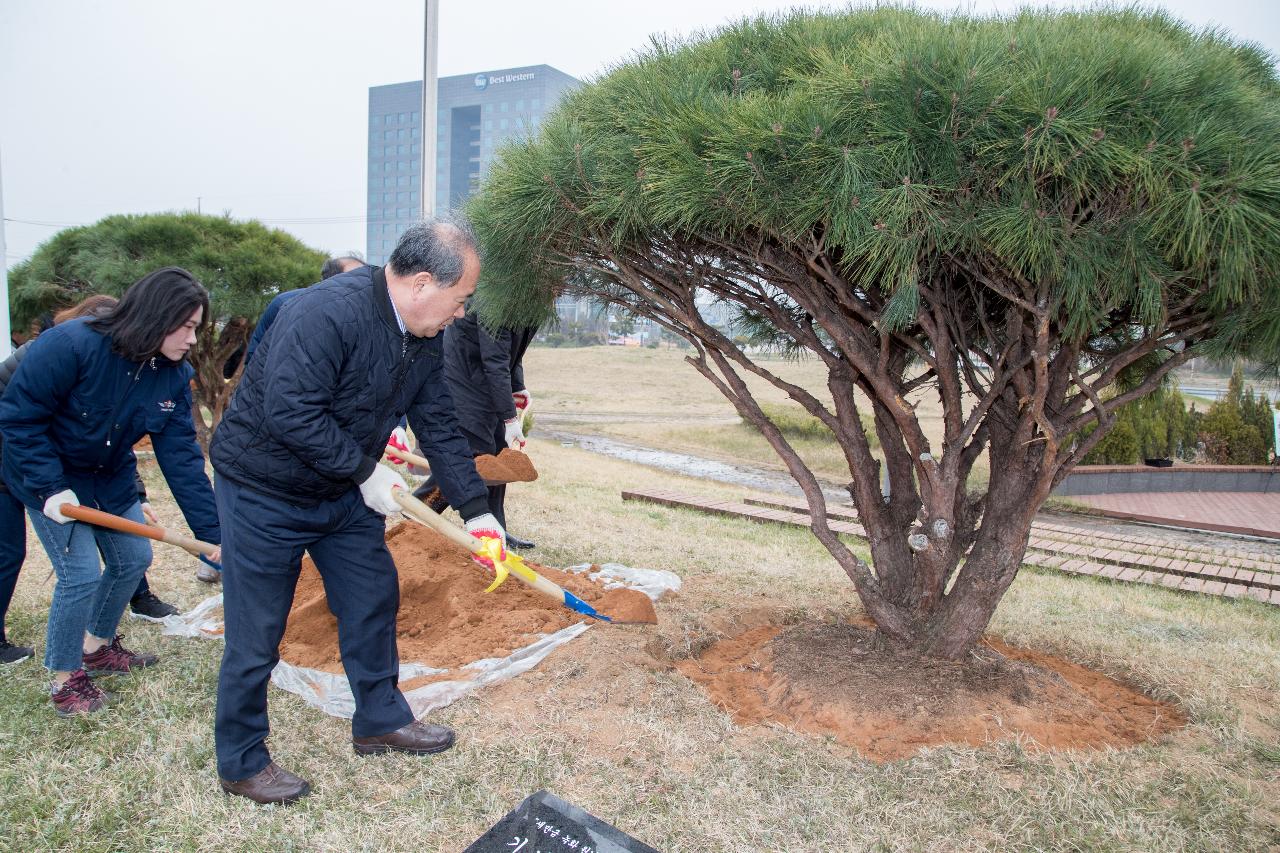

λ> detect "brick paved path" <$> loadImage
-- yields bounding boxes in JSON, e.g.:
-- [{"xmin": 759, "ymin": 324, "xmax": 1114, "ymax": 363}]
[
  {"xmin": 1066, "ymin": 491, "xmax": 1280, "ymax": 539},
  {"xmin": 621, "ymin": 488, "xmax": 1280, "ymax": 607}
]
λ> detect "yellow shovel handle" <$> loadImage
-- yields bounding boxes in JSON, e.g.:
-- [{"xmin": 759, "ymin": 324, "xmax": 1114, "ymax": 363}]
[
  {"xmin": 391, "ymin": 489, "xmax": 568, "ymax": 606},
  {"xmin": 392, "ymin": 489, "xmax": 482, "ymax": 554}
]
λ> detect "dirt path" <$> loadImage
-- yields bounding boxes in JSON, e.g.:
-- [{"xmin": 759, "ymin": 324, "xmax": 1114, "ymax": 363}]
[{"xmin": 542, "ymin": 426, "xmax": 854, "ymax": 504}]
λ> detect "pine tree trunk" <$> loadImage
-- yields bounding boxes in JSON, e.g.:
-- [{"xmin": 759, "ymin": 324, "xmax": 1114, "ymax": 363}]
[{"xmin": 188, "ymin": 317, "xmax": 249, "ymax": 453}]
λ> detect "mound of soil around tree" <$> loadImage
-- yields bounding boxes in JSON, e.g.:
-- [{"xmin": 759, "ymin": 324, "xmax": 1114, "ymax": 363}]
[
  {"xmin": 279, "ymin": 522, "xmax": 655, "ymax": 674},
  {"xmin": 673, "ymin": 619, "xmax": 1184, "ymax": 761}
]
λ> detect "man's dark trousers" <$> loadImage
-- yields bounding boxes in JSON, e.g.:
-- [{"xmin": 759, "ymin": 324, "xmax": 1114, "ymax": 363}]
[
  {"xmin": 213, "ymin": 476, "xmax": 414, "ymax": 782},
  {"xmin": 0, "ymin": 487, "xmax": 26, "ymax": 644}
]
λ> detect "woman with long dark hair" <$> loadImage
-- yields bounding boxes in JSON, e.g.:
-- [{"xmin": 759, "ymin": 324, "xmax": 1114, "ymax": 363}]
[
  {"xmin": 0, "ymin": 267, "xmax": 221, "ymax": 715},
  {"xmin": 0, "ymin": 295, "xmax": 183, "ymax": 666}
]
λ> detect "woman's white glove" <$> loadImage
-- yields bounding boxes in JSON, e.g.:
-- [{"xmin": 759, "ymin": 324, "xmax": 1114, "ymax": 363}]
[
  {"xmin": 43, "ymin": 489, "xmax": 81, "ymax": 524},
  {"xmin": 503, "ymin": 416, "xmax": 526, "ymax": 450},
  {"xmin": 358, "ymin": 464, "xmax": 408, "ymax": 516},
  {"xmin": 512, "ymin": 389, "xmax": 532, "ymax": 412}
]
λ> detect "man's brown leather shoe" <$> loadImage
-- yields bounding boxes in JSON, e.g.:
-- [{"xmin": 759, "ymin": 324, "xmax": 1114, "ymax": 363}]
[
  {"xmin": 219, "ymin": 761, "xmax": 311, "ymax": 805},
  {"xmin": 353, "ymin": 720, "xmax": 455, "ymax": 756}
]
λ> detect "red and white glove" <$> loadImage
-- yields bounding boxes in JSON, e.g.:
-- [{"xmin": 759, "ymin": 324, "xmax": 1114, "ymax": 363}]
[
  {"xmin": 512, "ymin": 389, "xmax": 532, "ymax": 412},
  {"xmin": 386, "ymin": 426, "xmax": 410, "ymax": 464},
  {"xmin": 465, "ymin": 512, "xmax": 507, "ymax": 569},
  {"xmin": 504, "ymin": 416, "xmax": 526, "ymax": 450}
]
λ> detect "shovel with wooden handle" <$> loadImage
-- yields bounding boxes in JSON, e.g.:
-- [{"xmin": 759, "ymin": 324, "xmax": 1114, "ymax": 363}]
[
  {"xmin": 384, "ymin": 444, "xmax": 535, "ymax": 487},
  {"xmin": 391, "ymin": 488, "xmax": 611, "ymax": 622},
  {"xmin": 385, "ymin": 443, "xmax": 432, "ymax": 474},
  {"xmin": 60, "ymin": 503, "xmax": 223, "ymax": 573}
]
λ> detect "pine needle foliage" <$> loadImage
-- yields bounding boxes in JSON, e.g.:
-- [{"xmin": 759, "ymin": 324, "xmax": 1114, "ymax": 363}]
[{"xmin": 468, "ymin": 7, "xmax": 1280, "ymax": 658}]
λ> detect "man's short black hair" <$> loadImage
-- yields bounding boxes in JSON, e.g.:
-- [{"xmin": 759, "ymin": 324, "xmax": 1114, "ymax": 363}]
[{"xmin": 320, "ymin": 253, "xmax": 365, "ymax": 280}]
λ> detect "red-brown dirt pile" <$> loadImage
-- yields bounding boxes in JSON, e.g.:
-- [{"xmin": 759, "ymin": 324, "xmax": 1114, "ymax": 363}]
[
  {"xmin": 474, "ymin": 448, "xmax": 538, "ymax": 484},
  {"xmin": 279, "ymin": 522, "xmax": 654, "ymax": 674},
  {"xmin": 674, "ymin": 619, "xmax": 1185, "ymax": 761}
]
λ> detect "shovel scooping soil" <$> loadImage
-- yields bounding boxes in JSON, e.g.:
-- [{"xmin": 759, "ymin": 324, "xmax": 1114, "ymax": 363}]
[
  {"xmin": 279, "ymin": 522, "xmax": 657, "ymax": 674},
  {"xmin": 474, "ymin": 448, "xmax": 538, "ymax": 484}
]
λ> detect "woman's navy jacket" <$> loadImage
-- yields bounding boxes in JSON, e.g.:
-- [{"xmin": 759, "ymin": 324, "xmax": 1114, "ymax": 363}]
[{"xmin": 0, "ymin": 318, "xmax": 220, "ymax": 543}]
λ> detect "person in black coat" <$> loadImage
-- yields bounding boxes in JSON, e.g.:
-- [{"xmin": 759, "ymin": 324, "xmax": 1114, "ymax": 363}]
[
  {"xmin": 409, "ymin": 307, "xmax": 538, "ymax": 548},
  {"xmin": 242, "ymin": 253, "xmax": 366, "ymax": 367},
  {"xmin": 194, "ymin": 254, "xmax": 368, "ymax": 585},
  {"xmin": 209, "ymin": 218, "xmax": 504, "ymax": 805}
]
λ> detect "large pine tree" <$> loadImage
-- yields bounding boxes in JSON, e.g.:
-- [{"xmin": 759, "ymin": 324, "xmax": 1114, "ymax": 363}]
[{"xmin": 468, "ymin": 8, "xmax": 1280, "ymax": 658}]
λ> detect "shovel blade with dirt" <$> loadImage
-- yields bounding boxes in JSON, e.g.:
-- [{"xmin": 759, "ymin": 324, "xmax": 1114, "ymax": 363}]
[
  {"xmin": 385, "ymin": 444, "xmax": 537, "ymax": 486},
  {"xmin": 390, "ymin": 489, "xmax": 618, "ymax": 623}
]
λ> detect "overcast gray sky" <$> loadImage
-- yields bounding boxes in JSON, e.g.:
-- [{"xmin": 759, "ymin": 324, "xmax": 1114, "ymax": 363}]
[{"xmin": 1, "ymin": 0, "xmax": 1276, "ymax": 265}]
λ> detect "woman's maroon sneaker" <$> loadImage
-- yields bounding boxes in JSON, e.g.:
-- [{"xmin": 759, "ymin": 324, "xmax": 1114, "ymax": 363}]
[
  {"xmin": 82, "ymin": 635, "xmax": 159, "ymax": 676},
  {"xmin": 50, "ymin": 669, "xmax": 108, "ymax": 717}
]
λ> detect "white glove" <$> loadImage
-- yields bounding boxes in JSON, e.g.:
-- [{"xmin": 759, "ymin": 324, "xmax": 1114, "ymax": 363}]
[
  {"xmin": 465, "ymin": 512, "xmax": 507, "ymax": 553},
  {"xmin": 504, "ymin": 416, "xmax": 526, "ymax": 450},
  {"xmin": 43, "ymin": 489, "xmax": 80, "ymax": 524},
  {"xmin": 512, "ymin": 389, "xmax": 532, "ymax": 412},
  {"xmin": 358, "ymin": 464, "xmax": 408, "ymax": 516}
]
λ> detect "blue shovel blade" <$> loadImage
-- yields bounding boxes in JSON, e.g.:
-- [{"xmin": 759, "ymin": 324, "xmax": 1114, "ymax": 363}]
[{"xmin": 562, "ymin": 589, "xmax": 612, "ymax": 622}]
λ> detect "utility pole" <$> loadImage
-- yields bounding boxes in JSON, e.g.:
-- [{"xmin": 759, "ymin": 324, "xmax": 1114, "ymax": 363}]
[
  {"xmin": 197, "ymin": 196, "xmax": 202, "ymax": 215},
  {"xmin": 0, "ymin": 143, "xmax": 10, "ymax": 359},
  {"xmin": 420, "ymin": 0, "xmax": 438, "ymax": 220}
]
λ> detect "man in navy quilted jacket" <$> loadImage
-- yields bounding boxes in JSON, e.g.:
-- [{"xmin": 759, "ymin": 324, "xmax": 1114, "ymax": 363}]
[{"xmin": 209, "ymin": 217, "xmax": 505, "ymax": 805}]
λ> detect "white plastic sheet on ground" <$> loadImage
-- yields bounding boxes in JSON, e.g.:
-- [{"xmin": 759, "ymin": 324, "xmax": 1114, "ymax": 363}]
[
  {"xmin": 158, "ymin": 563, "xmax": 678, "ymax": 720},
  {"xmin": 565, "ymin": 562, "xmax": 682, "ymax": 601}
]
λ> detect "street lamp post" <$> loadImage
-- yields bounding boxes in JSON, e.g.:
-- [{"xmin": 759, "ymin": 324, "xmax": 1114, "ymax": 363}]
[
  {"xmin": 0, "ymin": 143, "xmax": 10, "ymax": 359},
  {"xmin": 420, "ymin": 0, "xmax": 438, "ymax": 221}
]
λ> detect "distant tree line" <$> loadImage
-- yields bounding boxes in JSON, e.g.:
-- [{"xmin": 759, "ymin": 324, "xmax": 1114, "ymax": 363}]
[{"xmin": 1079, "ymin": 363, "xmax": 1275, "ymax": 465}]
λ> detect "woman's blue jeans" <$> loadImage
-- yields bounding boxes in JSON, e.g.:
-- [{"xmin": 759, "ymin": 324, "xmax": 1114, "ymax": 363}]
[{"xmin": 27, "ymin": 502, "xmax": 152, "ymax": 672}]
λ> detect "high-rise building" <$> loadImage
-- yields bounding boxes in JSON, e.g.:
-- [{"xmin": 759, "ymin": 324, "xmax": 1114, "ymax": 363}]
[{"xmin": 366, "ymin": 64, "xmax": 581, "ymax": 264}]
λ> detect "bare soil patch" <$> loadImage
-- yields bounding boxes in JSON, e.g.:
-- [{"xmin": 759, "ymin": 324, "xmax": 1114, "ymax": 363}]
[
  {"xmin": 278, "ymin": 522, "xmax": 656, "ymax": 675},
  {"xmin": 672, "ymin": 618, "xmax": 1186, "ymax": 762}
]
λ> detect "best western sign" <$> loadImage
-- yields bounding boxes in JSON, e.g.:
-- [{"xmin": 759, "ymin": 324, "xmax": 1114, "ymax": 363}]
[{"xmin": 474, "ymin": 71, "xmax": 536, "ymax": 90}]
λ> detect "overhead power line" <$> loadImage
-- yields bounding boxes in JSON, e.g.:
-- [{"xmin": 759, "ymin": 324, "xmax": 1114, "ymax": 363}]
[
  {"xmin": 4, "ymin": 217, "xmax": 84, "ymax": 227},
  {"xmin": 6, "ymin": 213, "xmax": 393, "ymax": 228}
]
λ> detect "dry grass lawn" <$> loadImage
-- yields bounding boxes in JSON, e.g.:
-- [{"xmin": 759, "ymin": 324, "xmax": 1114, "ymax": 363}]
[
  {"xmin": 525, "ymin": 345, "xmax": 981, "ymax": 487},
  {"xmin": 1, "ymin": 346, "xmax": 1277, "ymax": 851}
]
